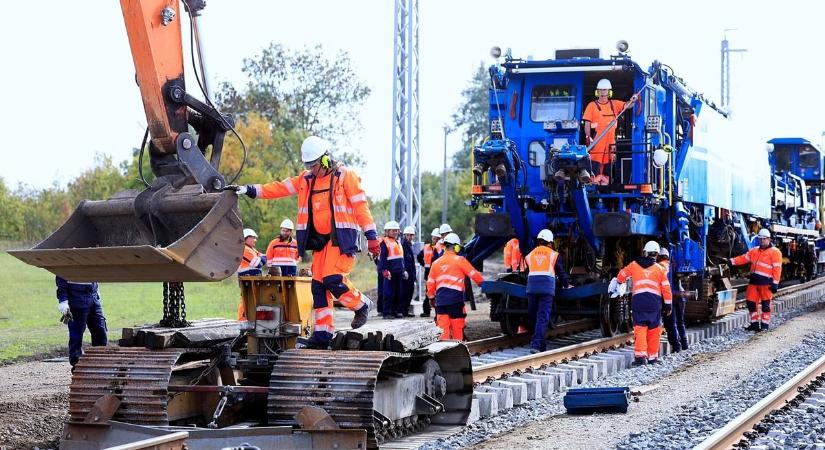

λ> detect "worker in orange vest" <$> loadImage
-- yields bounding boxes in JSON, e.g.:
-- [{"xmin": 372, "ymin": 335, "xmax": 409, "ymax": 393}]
[
  {"xmin": 582, "ymin": 78, "xmax": 637, "ymax": 185},
  {"xmin": 417, "ymin": 227, "xmax": 442, "ymax": 317},
  {"xmin": 426, "ymin": 233, "xmax": 485, "ymax": 341},
  {"xmin": 378, "ymin": 221, "xmax": 405, "ymax": 319},
  {"xmin": 523, "ymin": 229, "xmax": 569, "ymax": 353},
  {"xmin": 265, "ymin": 219, "xmax": 300, "ymax": 276},
  {"xmin": 611, "ymin": 241, "xmax": 672, "ymax": 366},
  {"xmin": 225, "ymin": 136, "xmax": 378, "ymax": 348},
  {"xmin": 729, "ymin": 228, "xmax": 782, "ymax": 331},
  {"xmin": 504, "ymin": 234, "xmax": 525, "ymax": 272},
  {"xmin": 237, "ymin": 228, "xmax": 266, "ymax": 320}
]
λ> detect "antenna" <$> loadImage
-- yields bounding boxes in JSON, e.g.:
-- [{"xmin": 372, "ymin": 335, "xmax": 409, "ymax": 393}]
[{"xmin": 721, "ymin": 29, "xmax": 747, "ymax": 108}]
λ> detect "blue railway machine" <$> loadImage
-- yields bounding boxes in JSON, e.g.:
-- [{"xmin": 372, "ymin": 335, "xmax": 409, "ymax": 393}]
[{"xmin": 464, "ymin": 43, "xmax": 825, "ymax": 336}]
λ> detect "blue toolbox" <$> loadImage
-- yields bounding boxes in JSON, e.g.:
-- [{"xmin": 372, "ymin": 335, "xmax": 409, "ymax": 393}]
[{"xmin": 563, "ymin": 387, "xmax": 630, "ymax": 414}]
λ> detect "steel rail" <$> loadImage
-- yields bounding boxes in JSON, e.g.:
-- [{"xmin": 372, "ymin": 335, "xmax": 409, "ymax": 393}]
[
  {"xmin": 694, "ymin": 354, "xmax": 825, "ymax": 450},
  {"xmin": 465, "ymin": 319, "xmax": 598, "ymax": 354}
]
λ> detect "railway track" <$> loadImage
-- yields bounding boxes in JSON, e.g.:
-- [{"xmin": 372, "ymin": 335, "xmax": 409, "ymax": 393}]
[{"xmin": 695, "ymin": 353, "xmax": 825, "ymax": 450}]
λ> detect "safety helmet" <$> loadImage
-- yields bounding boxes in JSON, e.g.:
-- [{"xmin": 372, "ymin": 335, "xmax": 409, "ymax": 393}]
[
  {"xmin": 537, "ymin": 229, "xmax": 554, "ymax": 242},
  {"xmin": 643, "ymin": 241, "xmax": 660, "ymax": 255},
  {"xmin": 757, "ymin": 228, "xmax": 771, "ymax": 239},
  {"xmin": 596, "ymin": 79, "xmax": 612, "ymax": 90},
  {"xmin": 301, "ymin": 136, "xmax": 332, "ymax": 164},
  {"xmin": 431, "ymin": 227, "xmax": 441, "ymax": 238},
  {"xmin": 658, "ymin": 247, "xmax": 669, "ymax": 258},
  {"xmin": 383, "ymin": 220, "xmax": 400, "ymax": 231},
  {"xmin": 243, "ymin": 228, "xmax": 258, "ymax": 239},
  {"xmin": 443, "ymin": 233, "xmax": 461, "ymax": 246},
  {"xmin": 403, "ymin": 226, "xmax": 416, "ymax": 235},
  {"xmin": 439, "ymin": 223, "xmax": 453, "ymax": 234},
  {"xmin": 280, "ymin": 219, "xmax": 294, "ymax": 230}
]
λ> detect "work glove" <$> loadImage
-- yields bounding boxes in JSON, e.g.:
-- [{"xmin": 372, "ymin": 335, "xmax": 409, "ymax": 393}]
[
  {"xmin": 367, "ymin": 239, "xmax": 381, "ymax": 258},
  {"xmin": 383, "ymin": 270, "xmax": 391, "ymax": 280},
  {"xmin": 259, "ymin": 255, "xmax": 267, "ymax": 266},
  {"xmin": 402, "ymin": 271, "xmax": 409, "ymax": 280},
  {"xmin": 58, "ymin": 301, "xmax": 73, "ymax": 324},
  {"xmin": 608, "ymin": 277, "xmax": 619, "ymax": 297},
  {"xmin": 223, "ymin": 184, "xmax": 256, "ymax": 198},
  {"xmin": 662, "ymin": 303, "xmax": 673, "ymax": 317},
  {"xmin": 770, "ymin": 283, "xmax": 778, "ymax": 294}
]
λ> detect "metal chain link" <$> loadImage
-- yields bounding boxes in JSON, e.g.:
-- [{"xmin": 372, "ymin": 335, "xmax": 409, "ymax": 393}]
[{"xmin": 160, "ymin": 282, "xmax": 189, "ymax": 328}]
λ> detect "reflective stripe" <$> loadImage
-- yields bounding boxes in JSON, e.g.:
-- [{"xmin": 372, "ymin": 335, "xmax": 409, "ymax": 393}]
[
  {"xmin": 297, "ymin": 224, "xmax": 308, "ymax": 230},
  {"xmin": 337, "ymin": 221, "xmax": 358, "ymax": 229},
  {"xmin": 528, "ymin": 271, "xmax": 556, "ymax": 277},
  {"xmin": 468, "ymin": 269, "xmax": 479, "ymax": 278},
  {"xmin": 283, "ymin": 179, "xmax": 297, "ymax": 194},
  {"xmin": 772, "ymin": 262, "xmax": 782, "ymax": 267},
  {"xmin": 386, "ymin": 255, "xmax": 403, "ymax": 260},
  {"xmin": 634, "ymin": 279, "xmax": 659, "ymax": 288},
  {"xmin": 253, "ymin": 183, "xmax": 263, "ymax": 194},
  {"xmin": 436, "ymin": 283, "xmax": 465, "ymax": 292},
  {"xmin": 753, "ymin": 270, "xmax": 772, "ymax": 278},
  {"xmin": 633, "ymin": 287, "xmax": 663, "ymax": 296},
  {"xmin": 298, "ymin": 207, "xmax": 309, "ymax": 214},
  {"xmin": 270, "ymin": 258, "xmax": 298, "ymax": 266},
  {"xmin": 756, "ymin": 262, "xmax": 773, "ymax": 269},
  {"xmin": 364, "ymin": 223, "xmax": 377, "ymax": 232},
  {"xmin": 349, "ymin": 193, "xmax": 367, "ymax": 204},
  {"xmin": 314, "ymin": 324, "xmax": 334, "ymax": 333},
  {"xmin": 333, "ymin": 205, "xmax": 354, "ymax": 214},
  {"xmin": 316, "ymin": 308, "xmax": 333, "ymax": 320},
  {"xmin": 435, "ymin": 274, "xmax": 463, "ymax": 282}
]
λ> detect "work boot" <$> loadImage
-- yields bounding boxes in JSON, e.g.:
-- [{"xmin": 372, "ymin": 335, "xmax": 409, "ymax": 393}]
[
  {"xmin": 351, "ymin": 304, "xmax": 370, "ymax": 329},
  {"xmin": 671, "ymin": 341, "xmax": 682, "ymax": 353},
  {"xmin": 648, "ymin": 358, "xmax": 662, "ymax": 365},
  {"xmin": 680, "ymin": 338, "xmax": 690, "ymax": 351},
  {"xmin": 529, "ymin": 348, "xmax": 542, "ymax": 354},
  {"xmin": 296, "ymin": 337, "xmax": 330, "ymax": 350},
  {"xmin": 760, "ymin": 322, "xmax": 770, "ymax": 331},
  {"xmin": 419, "ymin": 312, "xmax": 431, "ymax": 318},
  {"xmin": 395, "ymin": 313, "xmax": 404, "ymax": 319},
  {"xmin": 744, "ymin": 322, "xmax": 760, "ymax": 332},
  {"xmin": 631, "ymin": 357, "xmax": 648, "ymax": 367}
]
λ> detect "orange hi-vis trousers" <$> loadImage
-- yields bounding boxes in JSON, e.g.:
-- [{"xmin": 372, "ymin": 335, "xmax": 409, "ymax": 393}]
[
  {"xmin": 633, "ymin": 325, "xmax": 662, "ymax": 361},
  {"xmin": 745, "ymin": 284, "xmax": 773, "ymax": 325},
  {"xmin": 434, "ymin": 303, "xmax": 467, "ymax": 341},
  {"xmin": 310, "ymin": 241, "xmax": 366, "ymax": 345}
]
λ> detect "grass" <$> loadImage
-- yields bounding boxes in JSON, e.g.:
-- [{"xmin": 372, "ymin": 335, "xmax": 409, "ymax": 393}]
[{"xmin": 0, "ymin": 250, "xmax": 378, "ymax": 363}]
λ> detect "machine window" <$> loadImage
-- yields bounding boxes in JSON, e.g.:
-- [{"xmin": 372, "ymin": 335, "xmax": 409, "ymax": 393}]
[
  {"xmin": 528, "ymin": 141, "xmax": 546, "ymax": 167},
  {"xmin": 531, "ymin": 85, "xmax": 575, "ymax": 122},
  {"xmin": 774, "ymin": 146, "xmax": 791, "ymax": 172},
  {"xmin": 799, "ymin": 146, "xmax": 820, "ymax": 169}
]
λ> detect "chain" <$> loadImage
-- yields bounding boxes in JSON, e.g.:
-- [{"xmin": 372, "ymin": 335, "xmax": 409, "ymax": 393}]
[{"xmin": 160, "ymin": 282, "xmax": 189, "ymax": 328}]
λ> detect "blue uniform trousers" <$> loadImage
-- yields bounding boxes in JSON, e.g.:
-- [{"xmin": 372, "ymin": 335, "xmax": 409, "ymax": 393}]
[
  {"xmin": 382, "ymin": 272, "xmax": 403, "ymax": 316},
  {"xmin": 663, "ymin": 297, "xmax": 687, "ymax": 349},
  {"xmin": 527, "ymin": 293, "xmax": 554, "ymax": 351},
  {"xmin": 67, "ymin": 295, "xmax": 108, "ymax": 366}
]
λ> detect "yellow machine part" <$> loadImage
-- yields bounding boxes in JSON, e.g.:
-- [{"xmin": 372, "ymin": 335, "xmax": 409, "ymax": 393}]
[{"xmin": 239, "ymin": 275, "xmax": 314, "ymax": 350}]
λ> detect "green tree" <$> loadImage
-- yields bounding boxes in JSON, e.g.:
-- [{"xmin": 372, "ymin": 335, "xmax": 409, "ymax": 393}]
[
  {"xmin": 420, "ymin": 170, "xmax": 475, "ymax": 241},
  {"xmin": 451, "ymin": 62, "xmax": 490, "ymax": 169}
]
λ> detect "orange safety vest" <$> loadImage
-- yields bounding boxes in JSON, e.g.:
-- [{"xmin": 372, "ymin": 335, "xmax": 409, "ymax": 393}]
[
  {"xmin": 423, "ymin": 244, "xmax": 435, "ymax": 268},
  {"xmin": 239, "ymin": 244, "xmax": 263, "ymax": 271},
  {"xmin": 266, "ymin": 236, "xmax": 299, "ymax": 267},
  {"xmin": 503, "ymin": 238, "xmax": 524, "ymax": 271},
  {"xmin": 731, "ymin": 246, "xmax": 782, "ymax": 285},
  {"xmin": 617, "ymin": 260, "xmax": 672, "ymax": 304},
  {"xmin": 253, "ymin": 165, "xmax": 378, "ymax": 256},
  {"xmin": 524, "ymin": 245, "xmax": 559, "ymax": 295},
  {"xmin": 426, "ymin": 253, "xmax": 485, "ymax": 306}
]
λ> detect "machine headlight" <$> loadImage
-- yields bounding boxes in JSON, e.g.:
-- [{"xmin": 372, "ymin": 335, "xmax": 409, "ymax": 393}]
[{"xmin": 653, "ymin": 148, "xmax": 669, "ymax": 168}]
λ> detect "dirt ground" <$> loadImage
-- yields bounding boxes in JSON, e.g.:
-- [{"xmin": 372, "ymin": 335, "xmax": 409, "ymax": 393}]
[{"xmin": 0, "ymin": 261, "xmax": 507, "ymax": 450}]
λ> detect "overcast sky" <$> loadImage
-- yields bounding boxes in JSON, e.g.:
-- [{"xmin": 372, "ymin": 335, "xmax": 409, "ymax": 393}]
[{"xmin": 1, "ymin": 1, "xmax": 822, "ymax": 199}]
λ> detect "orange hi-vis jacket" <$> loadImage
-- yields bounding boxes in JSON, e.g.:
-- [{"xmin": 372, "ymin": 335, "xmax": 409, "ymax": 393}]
[
  {"xmin": 252, "ymin": 165, "xmax": 378, "ymax": 256},
  {"xmin": 239, "ymin": 244, "xmax": 263, "ymax": 273},
  {"xmin": 427, "ymin": 253, "xmax": 484, "ymax": 307},
  {"xmin": 265, "ymin": 236, "xmax": 299, "ymax": 268},
  {"xmin": 524, "ymin": 246, "xmax": 564, "ymax": 295},
  {"xmin": 583, "ymin": 99, "xmax": 626, "ymax": 165},
  {"xmin": 377, "ymin": 236, "xmax": 405, "ymax": 273},
  {"xmin": 422, "ymin": 244, "xmax": 436, "ymax": 268},
  {"xmin": 731, "ymin": 245, "xmax": 782, "ymax": 286},
  {"xmin": 617, "ymin": 259, "xmax": 673, "ymax": 305},
  {"xmin": 503, "ymin": 238, "xmax": 524, "ymax": 271}
]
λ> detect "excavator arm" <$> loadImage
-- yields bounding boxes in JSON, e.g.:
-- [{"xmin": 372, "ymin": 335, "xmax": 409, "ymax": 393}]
[{"xmin": 9, "ymin": 0, "xmax": 243, "ymax": 282}]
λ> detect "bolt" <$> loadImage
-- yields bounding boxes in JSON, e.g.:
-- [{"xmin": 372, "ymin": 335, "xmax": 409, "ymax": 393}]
[
  {"xmin": 182, "ymin": 138, "xmax": 192, "ymax": 149},
  {"xmin": 212, "ymin": 178, "xmax": 223, "ymax": 190},
  {"xmin": 160, "ymin": 6, "xmax": 176, "ymax": 26}
]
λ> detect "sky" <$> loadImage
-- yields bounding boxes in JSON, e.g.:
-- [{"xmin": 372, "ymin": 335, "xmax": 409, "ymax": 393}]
[{"xmin": 1, "ymin": 0, "xmax": 823, "ymax": 200}]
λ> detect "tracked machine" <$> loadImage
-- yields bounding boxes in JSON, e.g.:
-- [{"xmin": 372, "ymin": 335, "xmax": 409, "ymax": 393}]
[{"xmin": 9, "ymin": 1, "xmax": 472, "ymax": 448}]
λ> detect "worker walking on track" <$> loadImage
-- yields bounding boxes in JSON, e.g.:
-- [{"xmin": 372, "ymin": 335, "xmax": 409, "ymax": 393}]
[
  {"xmin": 426, "ymin": 233, "xmax": 485, "ymax": 341},
  {"xmin": 523, "ymin": 229, "xmax": 569, "ymax": 353},
  {"xmin": 226, "ymin": 136, "xmax": 378, "ymax": 348},
  {"xmin": 729, "ymin": 228, "xmax": 782, "ymax": 331},
  {"xmin": 417, "ymin": 228, "xmax": 442, "ymax": 317},
  {"xmin": 401, "ymin": 226, "xmax": 418, "ymax": 317},
  {"xmin": 504, "ymin": 233, "xmax": 525, "ymax": 273},
  {"xmin": 658, "ymin": 247, "xmax": 688, "ymax": 352},
  {"xmin": 612, "ymin": 241, "xmax": 672, "ymax": 366},
  {"xmin": 56, "ymin": 276, "xmax": 108, "ymax": 370},
  {"xmin": 265, "ymin": 219, "xmax": 299, "ymax": 276},
  {"xmin": 582, "ymin": 78, "xmax": 637, "ymax": 184},
  {"xmin": 237, "ymin": 228, "xmax": 266, "ymax": 320},
  {"xmin": 378, "ymin": 221, "xmax": 405, "ymax": 319}
]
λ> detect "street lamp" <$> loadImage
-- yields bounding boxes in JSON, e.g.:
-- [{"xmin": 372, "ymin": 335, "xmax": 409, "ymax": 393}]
[{"xmin": 442, "ymin": 125, "xmax": 453, "ymax": 223}]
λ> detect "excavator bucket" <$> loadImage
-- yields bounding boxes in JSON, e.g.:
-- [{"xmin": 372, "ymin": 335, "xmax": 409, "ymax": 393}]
[{"xmin": 8, "ymin": 185, "xmax": 243, "ymax": 282}]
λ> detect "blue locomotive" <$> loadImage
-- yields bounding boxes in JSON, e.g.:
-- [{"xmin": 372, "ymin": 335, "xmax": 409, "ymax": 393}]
[{"xmin": 464, "ymin": 43, "xmax": 824, "ymax": 336}]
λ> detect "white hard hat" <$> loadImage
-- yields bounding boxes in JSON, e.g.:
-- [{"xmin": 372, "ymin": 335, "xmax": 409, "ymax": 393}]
[
  {"xmin": 431, "ymin": 227, "xmax": 441, "ymax": 238},
  {"xmin": 301, "ymin": 136, "xmax": 332, "ymax": 164},
  {"xmin": 439, "ymin": 223, "xmax": 453, "ymax": 234},
  {"xmin": 643, "ymin": 241, "xmax": 660, "ymax": 254},
  {"xmin": 383, "ymin": 220, "xmax": 400, "ymax": 231},
  {"xmin": 537, "ymin": 229, "xmax": 554, "ymax": 242},
  {"xmin": 658, "ymin": 247, "xmax": 669, "ymax": 258},
  {"xmin": 243, "ymin": 228, "xmax": 258, "ymax": 239},
  {"xmin": 443, "ymin": 233, "xmax": 461, "ymax": 246},
  {"xmin": 403, "ymin": 226, "xmax": 416, "ymax": 235},
  {"xmin": 596, "ymin": 79, "xmax": 612, "ymax": 90},
  {"xmin": 280, "ymin": 219, "xmax": 294, "ymax": 230},
  {"xmin": 757, "ymin": 228, "xmax": 771, "ymax": 238}
]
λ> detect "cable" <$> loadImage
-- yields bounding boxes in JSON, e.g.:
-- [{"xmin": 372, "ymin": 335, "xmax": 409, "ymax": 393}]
[
  {"xmin": 183, "ymin": 2, "xmax": 247, "ymax": 185},
  {"xmin": 137, "ymin": 126, "xmax": 150, "ymax": 187}
]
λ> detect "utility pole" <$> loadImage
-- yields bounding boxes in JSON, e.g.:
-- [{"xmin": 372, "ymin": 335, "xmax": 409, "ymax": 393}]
[
  {"xmin": 442, "ymin": 125, "xmax": 452, "ymax": 224},
  {"xmin": 721, "ymin": 29, "xmax": 747, "ymax": 109}
]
